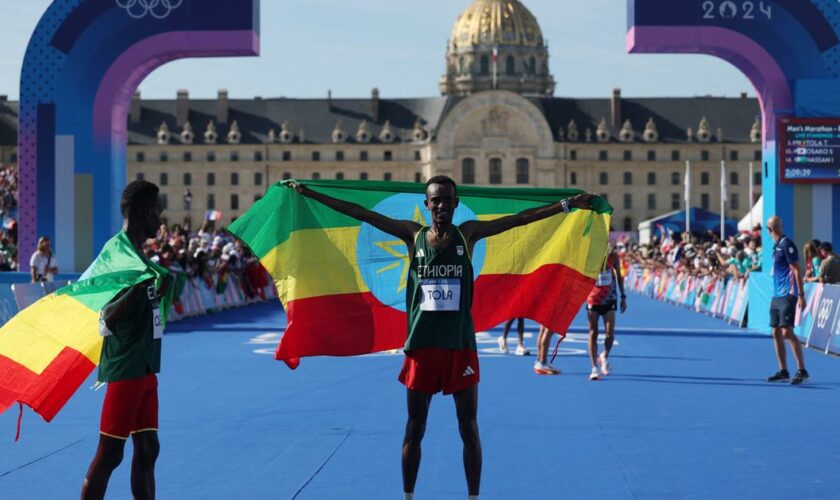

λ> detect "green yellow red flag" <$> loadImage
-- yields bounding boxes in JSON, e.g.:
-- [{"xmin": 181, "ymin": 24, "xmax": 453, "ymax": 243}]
[{"xmin": 229, "ymin": 180, "xmax": 612, "ymax": 369}]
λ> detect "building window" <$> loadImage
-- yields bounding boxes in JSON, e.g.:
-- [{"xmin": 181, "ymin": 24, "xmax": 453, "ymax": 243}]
[
  {"xmin": 312, "ymin": 172, "xmax": 321, "ymax": 180},
  {"xmin": 282, "ymin": 151, "xmax": 291, "ymax": 161},
  {"xmin": 623, "ymin": 172, "xmax": 632, "ymax": 185},
  {"xmin": 671, "ymin": 172, "xmax": 680, "ymax": 185},
  {"xmin": 360, "ymin": 172, "xmax": 368, "ymax": 180},
  {"xmin": 671, "ymin": 150, "xmax": 680, "ymax": 161},
  {"xmin": 647, "ymin": 150, "xmax": 656, "ymax": 161},
  {"xmin": 729, "ymin": 150, "xmax": 739, "ymax": 161},
  {"xmin": 701, "ymin": 193, "xmax": 710, "ymax": 210},
  {"xmin": 516, "ymin": 158, "xmax": 529, "ymax": 184},
  {"xmin": 701, "ymin": 172, "xmax": 710, "ymax": 185},
  {"xmin": 230, "ymin": 151, "xmax": 239, "ymax": 162},
  {"xmin": 136, "ymin": 172, "xmax": 145, "ymax": 181},
  {"xmin": 701, "ymin": 150, "xmax": 710, "ymax": 161},
  {"xmin": 207, "ymin": 172, "xmax": 216, "ymax": 186},
  {"xmin": 647, "ymin": 193, "xmax": 656, "ymax": 210},
  {"xmin": 183, "ymin": 152, "xmax": 192, "ymax": 162},
  {"xmin": 160, "ymin": 152, "xmax": 168, "ymax": 162},
  {"xmin": 227, "ymin": 172, "xmax": 237, "ymax": 186},
  {"xmin": 489, "ymin": 158, "xmax": 502, "ymax": 184},
  {"xmin": 754, "ymin": 150, "xmax": 761, "ymax": 161},
  {"xmin": 730, "ymin": 193, "xmax": 740, "ymax": 211},
  {"xmin": 570, "ymin": 150, "xmax": 577, "ymax": 160},
  {"xmin": 671, "ymin": 193, "xmax": 680, "ymax": 210},
  {"xmin": 231, "ymin": 194, "xmax": 239, "ymax": 211},
  {"xmin": 254, "ymin": 172, "xmax": 263, "ymax": 186},
  {"xmin": 505, "ymin": 55, "xmax": 515, "ymax": 75},
  {"xmin": 360, "ymin": 151, "xmax": 369, "ymax": 162},
  {"xmin": 207, "ymin": 151, "xmax": 216, "ymax": 162},
  {"xmin": 183, "ymin": 173, "xmax": 192, "ymax": 186},
  {"xmin": 623, "ymin": 193, "xmax": 632, "ymax": 210},
  {"xmin": 384, "ymin": 172, "xmax": 392, "ymax": 181},
  {"xmin": 730, "ymin": 172, "xmax": 739, "ymax": 185},
  {"xmin": 384, "ymin": 151, "xmax": 393, "ymax": 161},
  {"xmin": 623, "ymin": 217, "xmax": 632, "ymax": 231},
  {"xmin": 623, "ymin": 150, "xmax": 632, "ymax": 161},
  {"xmin": 136, "ymin": 152, "xmax": 145, "ymax": 162},
  {"xmin": 183, "ymin": 190, "xmax": 192, "ymax": 210},
  {"xmin": 462, "ymin": 158, "xmax": 475, "ymax": 184},
  {"xmin": 414, "ymin": 172, "xmax": 422, "ymax": 183},
  {"xmin": 312, "ymin": 151, "xmax": 320, "ymax": 161},
  {"xmin": 282, "ymin": 172, "xmax": 292, "ymax": 180},
  {"xmin": 647, "ymin": 172, "xmax": 656, "ymax": 185},
  {"xmin": 754, "ymin": 171, "xmax": 761, "ymax": 186},
  {"xmin": 480, "ymin": 55, "xmax": 490, "ymax": 75},
  {"xmin": 160, "ymin": 194, "xmax": 168, "ymax": 210},
  {"xmin": 336, "ymin": 151, "xmax": 344, "ymax": 161},
  {"xmin": 599, "ymin": 150, "xmax": 608, "ymax": 161},
  {"xmin": 599, "ymin": 172, "xmax": 608, "ymax": 185},
  {"xmin": 254, "ymin": 194, "xmax": 262, "ymax": 202},
  {"xmin": 160, "ymin": 172, "xmax": 168, "ymax": 186},
  {"xmin": 570, "ymin": 172, "xmax": 577, "ymax": 185},
  {"xmin": 254, "ymin": 151, "xmax": 264, "ymax": 162},
  {"xmin": 336, "ymin": 172, "xmax": 344, "ymax": 180},
  {"xmin": 207, "ymin": 194, "xmax": 215, "ymax": 210},
  {"xmin": 414, "ymin": 150, "xmax": 422, "ymax": 161}
]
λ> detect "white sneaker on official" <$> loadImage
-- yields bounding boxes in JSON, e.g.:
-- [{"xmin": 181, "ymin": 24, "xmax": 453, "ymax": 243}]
[
  {"xmin": 599, "ymin": 352, "xmax": 611, "ymax": 376},
  {"xmin": 497, "ymin": 336, "xmax": 509, "ymax": 354},
  {"xmin": 589, "ymin": 367, "xmax": 601, "ymax": 381},
  {"xmin": 515, "ymin": 345, "xmax": 531, "ymax": 356}
]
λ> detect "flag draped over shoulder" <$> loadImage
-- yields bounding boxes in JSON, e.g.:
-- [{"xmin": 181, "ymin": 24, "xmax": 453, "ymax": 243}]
[
  {"xmin": 229, "ymin": 180, "xmax": 612, "ymax": 369},
  {"xmin": 0, "ymin": 232, "xmax": 171, "ymax": 422}
]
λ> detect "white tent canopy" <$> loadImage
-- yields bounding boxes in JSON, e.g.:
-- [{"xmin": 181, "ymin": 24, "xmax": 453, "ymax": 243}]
[{"xmin": 738, "ymin": 195, "xmax": 763, "ymax": 232}]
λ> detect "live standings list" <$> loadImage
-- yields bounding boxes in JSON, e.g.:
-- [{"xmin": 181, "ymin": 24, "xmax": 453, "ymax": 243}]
[{"xmin": 781, "ymin": 120, "xmax": 840, "ymax": 183}]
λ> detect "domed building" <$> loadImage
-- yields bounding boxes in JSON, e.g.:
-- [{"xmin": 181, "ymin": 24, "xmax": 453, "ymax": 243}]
[
  {"xmin": 440, "ymin": 0, "xmax": 555, "ymax": 96},
  {"xmin": 0, "ymin": 0, "xmax": 764, "ymax": 234}
]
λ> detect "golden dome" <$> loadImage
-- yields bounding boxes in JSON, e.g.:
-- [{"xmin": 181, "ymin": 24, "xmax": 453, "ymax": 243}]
[{"xmin": 450, "ymin": 0, "xmax": 544, "ymax": 49}]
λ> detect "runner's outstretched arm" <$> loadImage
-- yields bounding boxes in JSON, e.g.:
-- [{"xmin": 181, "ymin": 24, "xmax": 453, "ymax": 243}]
[
  {"xmin": 288, "ymin": 182, "xmax": 419, "ymax": 245},
  {"xmin": 460, "ymin": 192, "xmax": 595, "ymax": 243}
]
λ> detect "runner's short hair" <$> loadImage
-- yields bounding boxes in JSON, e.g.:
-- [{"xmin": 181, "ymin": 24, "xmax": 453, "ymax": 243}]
[
  {"xmin": 121, "ymin": 180, "xmax": 160, "ymax": 218},
  {"xmin": 425, "ymin": 175, "xmax": 457, "ymax": 196}
]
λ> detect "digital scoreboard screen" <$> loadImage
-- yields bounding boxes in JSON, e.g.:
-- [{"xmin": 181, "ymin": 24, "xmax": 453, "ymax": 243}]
[{"xmin": 780, "ymin": 118, "xmax": 840, "ymax": 183}]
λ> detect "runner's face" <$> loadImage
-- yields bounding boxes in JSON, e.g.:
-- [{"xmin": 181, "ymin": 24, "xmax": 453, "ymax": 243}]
[
  {"xmin": 143, "ymin": 197, "xmax": 164, "ymax": 239},
  {"xmin": 425, "ymin": 183, "xmax": 458, "ymax": 225}
]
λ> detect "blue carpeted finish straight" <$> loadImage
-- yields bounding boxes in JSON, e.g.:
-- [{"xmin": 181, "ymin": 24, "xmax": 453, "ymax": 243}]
[{"xmin": 2, "ymin": 295, "xmax": 840, "ymax": 499}]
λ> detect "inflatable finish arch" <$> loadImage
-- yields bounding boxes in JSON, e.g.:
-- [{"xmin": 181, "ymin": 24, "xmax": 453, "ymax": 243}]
[
  {"xmin": 20, "ymin": 0, "xmax": 260, "ymax": 271},
  {"xmin": 628, "ymin": 0, "xmax": 840, "ymax": 268}
]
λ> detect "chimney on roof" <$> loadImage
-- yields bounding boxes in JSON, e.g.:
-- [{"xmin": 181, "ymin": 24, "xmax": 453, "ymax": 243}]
[
  {"xmin": 217, "ymin": 89, "xmax": 229, "ymax": 124},
  {"xmin": 176, "ymin": 89, "xmax": 189, "ymax": 127},
  {"xmin": 327, "ymin": 89, "xmax": 333, "ymax": 110},
  {"xmin": 610, "ymin": 88, "xmax": 622, "ymax": 133},
  {"xmin": 0, "ymin": 95, "xmax": 7, "ymax": 103},
  {"xmin": 740, "ymin": 92, "xmax": 748, "ymax": 99},
  {"xmin": 130, "ymin": 91, "xmax": 142, "ymax": 123},
  {"xmin": 371, "ymin": 88, "xmax": 380, "ymax": 123}
]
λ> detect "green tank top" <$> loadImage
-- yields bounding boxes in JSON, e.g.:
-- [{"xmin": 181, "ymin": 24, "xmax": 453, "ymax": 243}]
[{"xmin": 405, "ymin": 226, "xmax": 476, "ymax": 351}]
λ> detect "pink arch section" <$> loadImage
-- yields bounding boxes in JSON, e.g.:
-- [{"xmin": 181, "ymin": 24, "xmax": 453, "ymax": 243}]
[{"xmin": 626, "ymin": 26, "xmax": 793, "ymax": 141}]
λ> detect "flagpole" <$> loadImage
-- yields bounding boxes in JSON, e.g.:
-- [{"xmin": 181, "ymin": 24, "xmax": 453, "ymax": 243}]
[
  {"xmin": 684, "ymin": 160, "xmax": 691, "ymax": 238},
  {"xmin": 492, "ymin": 45, "xmax": 498, "ymax": 90},
  {"xmin": 720, "ymin": 160, "xmax": 727, "ymax": 241},
  {"xmin": 748, "ymin": 161, "xmax": 754, "ymax": 229}
]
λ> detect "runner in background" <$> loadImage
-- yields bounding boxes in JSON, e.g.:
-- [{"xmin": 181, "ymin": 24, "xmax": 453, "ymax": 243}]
[
  {"xmin": 586, "ymin": 248, "xmax": 627, "ymax": 381},
  {"xmin": 497, "ymin": 318, "xmax": 530, "ymax": 355}
]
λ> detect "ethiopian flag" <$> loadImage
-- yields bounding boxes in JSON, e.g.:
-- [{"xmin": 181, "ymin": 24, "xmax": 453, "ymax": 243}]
[
  {"xmin": 0, "ymin": 231, "xmax": 171, "ymax": 422},
  {"xmin": 229, "ymin": 180, "xmax": 612, "ymax": 369}
]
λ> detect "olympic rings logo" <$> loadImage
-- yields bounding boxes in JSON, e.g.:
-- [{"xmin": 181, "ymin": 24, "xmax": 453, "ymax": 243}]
[
  {"xmin": 116, "ymin": 0, "xmax": 183, "ymax": 20},
  {"xmin": 816, "ymin": 298, "xmax": 833, "ymax": 330}
]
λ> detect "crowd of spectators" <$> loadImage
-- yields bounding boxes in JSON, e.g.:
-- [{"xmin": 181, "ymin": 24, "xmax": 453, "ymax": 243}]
[{"xmin": 0, "ymin": 164, "xmax": 18, "ymax": 272}]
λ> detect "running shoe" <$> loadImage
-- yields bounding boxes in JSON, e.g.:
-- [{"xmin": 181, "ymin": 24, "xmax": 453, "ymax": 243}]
[
  {"xmin": 599, "ymin": 352, "xmax": 611, "ymax": 376},
  {"xmin": 790, "ymin": 369, "xmax": 810, "ymax": 385},
  {"xmin": 766, "ymin": 369, "xmax": 790, "ymax": 382},
  {"xmin": 589, "ymin": 367, "xmax": 600, "ymax": 381},
  {"xmin": 515, "ymin": 345, "xmax": 531, "ymax": 356},
  {"xmin": 533, "ymin": 362, "xmax": 560, "ymax": 375},
  {"xmin": 497, "ymin": 336, "xmax": 508, "ymax": 354}
]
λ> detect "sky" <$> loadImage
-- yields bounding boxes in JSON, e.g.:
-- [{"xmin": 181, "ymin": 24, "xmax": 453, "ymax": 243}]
[{"xmin": 0, "ymin": 0, "xmax": 755, "ymax": 101}]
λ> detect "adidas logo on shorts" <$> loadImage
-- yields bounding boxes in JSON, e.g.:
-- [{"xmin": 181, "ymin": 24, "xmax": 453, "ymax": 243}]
[{"xmin": 462, "ymin": 366, "xmax": 475, "ymax": 377}]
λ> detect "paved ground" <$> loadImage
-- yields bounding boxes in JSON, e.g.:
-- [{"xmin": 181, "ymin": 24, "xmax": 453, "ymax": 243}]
[{"xmin": 2, "ymin": 294, "xmax": 839, "ymax": 499}]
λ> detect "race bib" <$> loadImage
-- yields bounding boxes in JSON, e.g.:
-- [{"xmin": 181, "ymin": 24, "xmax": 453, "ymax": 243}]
[
  {"xmin": 419, "ymin": 279, "xmax": 461, "ymax": 311},
  {"xmin": 596, "ymin": 271, "xmax": 613, "ymax": 287},
  {"xmin": 152, "ymin": 305, "xmax": 163, "ymax": 339}
]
